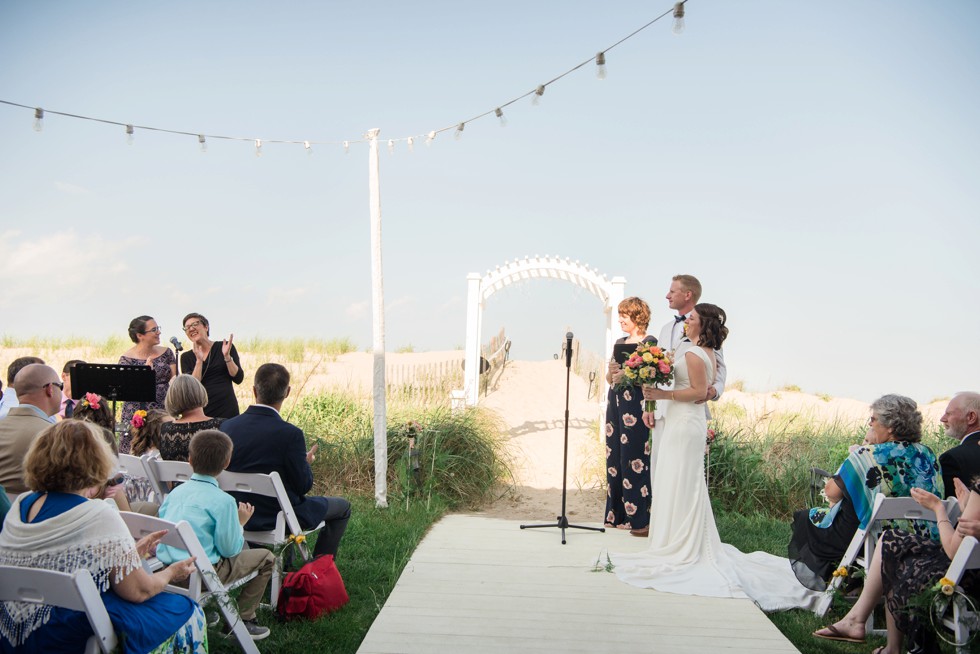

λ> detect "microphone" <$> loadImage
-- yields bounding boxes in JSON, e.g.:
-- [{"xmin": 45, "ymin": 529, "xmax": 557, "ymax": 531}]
[
  {"xmin": 565, "ymin": 332, "xmax": 573, "ymax": 368},
  {"xmin": 169, "ymin": 336, "xmax": 183, "ymax": 352}
]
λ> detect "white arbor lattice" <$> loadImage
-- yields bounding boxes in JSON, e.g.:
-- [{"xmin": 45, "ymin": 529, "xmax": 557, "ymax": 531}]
[{"xmin": 462, "ymin": 255, "xmax": 626, "ymax": 406}]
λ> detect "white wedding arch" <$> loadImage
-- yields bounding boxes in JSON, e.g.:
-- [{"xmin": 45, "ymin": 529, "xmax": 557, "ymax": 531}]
[{"xmin": 462, "ymin": 255, "xmax": 626, "ymax": 406}]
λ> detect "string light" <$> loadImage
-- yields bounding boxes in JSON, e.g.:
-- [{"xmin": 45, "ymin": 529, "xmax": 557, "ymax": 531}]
[
  {"xmin": 672, "ymin": 2, "xmax": 685, "ymax": 35},
  {"xmin": 454, "ymin": 123, "xmax": 465, "ymax": 140},
  {"xmin": 406, "ymin": 136, "xmax": 415, "ymax": 152},
  {"xmin": 387, "ymin": 139, "xmax": 395, "ymax": 154},
  {"xmin": 532, "ymin": 84, "xmax": 545, "ymax": 106},
  {"xmin": 1, "ymin": 2, "xmax": 686, "ymax": 154},
  {"xmin": 125, "ymin": 124, "xmax": 134, "ymax": 145}
]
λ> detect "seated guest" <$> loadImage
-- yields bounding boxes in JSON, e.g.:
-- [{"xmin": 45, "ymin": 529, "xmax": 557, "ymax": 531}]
[
  {"xmin": 223, "ymin": 363, "xmax": 351, "ymax": 558},
  {"xmin": 814, "ymin": 477, "xmax": 980, "ymax": 652},
  {"xmin": 157, "ymin": 430, "xmax": 274, "ymax": 641},
  {"xmin": 0, "ymin": 356, "xmax": 44, "ymax": 419},
  {"xmin": 179, "ymin": 313, "xmax": 244, "ymax": 419},
  {"xmin": 159, "ymin": 375, "xmax": 223, "ymax": 462},
  {"xmin": 789, "ymin": 394, "xmax": 942, "ymax": 591},
  {"xmin": 126, "ymin": 409, "xmax": 172, "ymax": 508},
  {"xmin": 57, "ymin": 359, "xmax": 85, "ymax": 419},
  {"xmin": 73, "ymin": 392, "xmax": 117, "ymax": 435},
  {"xmin": 938, "ymin": 392, "xmax": 980, "ymax": 499},
  {"xmin": 0, "ymin": 364, "xmax": 61, "ymax": 496},
  {"xmin": 0, "ymin": 420, "xmax": 205, "ymax": 653},
  {"xmin": 0, "ymin": 487, "xmax": 9, "ymax": 532}
]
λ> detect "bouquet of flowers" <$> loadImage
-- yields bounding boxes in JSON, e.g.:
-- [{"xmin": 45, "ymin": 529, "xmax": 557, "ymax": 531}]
[{"xmin": 616, "ymin": 341, "xmax": 674, "ymax": 413}]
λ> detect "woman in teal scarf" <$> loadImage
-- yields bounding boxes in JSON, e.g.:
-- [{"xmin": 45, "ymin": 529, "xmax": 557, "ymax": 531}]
[{"xmin": 789, "ymin": 394, "xmax": 942, "ymax": 591}]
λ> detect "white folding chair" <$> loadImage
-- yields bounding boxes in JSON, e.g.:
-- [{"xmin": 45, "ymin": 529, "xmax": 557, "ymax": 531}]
[
  {"xmin": 939, "ymin": 535, "xmax": 980, "ymax": 653},
  {"xmin": 140, "ymin": 457, "xmax": 194, "ymax": 503},
  {"xmin": 118, "ymin": 453, "xmax": 159, "ymax": 504},
  {"xmin": 0, "ymin": 565, "xmax": 117, "ymax": 654},
  {"xmin": 815, "ymin": 493, "xmax": 960, "ymax": 631},
  {"xmin": 215, "ymin": 469, "xmax": 324, "ymax": 608},
  {"xmin": 118, "ymin": 512, "xmax": 261, "ymax": 654}
]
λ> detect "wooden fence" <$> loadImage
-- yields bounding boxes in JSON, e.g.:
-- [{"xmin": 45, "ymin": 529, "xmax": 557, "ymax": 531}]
[{"xmin": 386, "ymin": 359, "xmax": 464, "ymax": 405}]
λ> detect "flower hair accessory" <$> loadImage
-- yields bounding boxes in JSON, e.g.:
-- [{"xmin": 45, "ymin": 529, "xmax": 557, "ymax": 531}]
[
  {"xmin": 80, "ymin": 392, "xmax": 102, "ymax": 410},
  {"xmin": 131, "ymin": 409, "xmax": 148, "ymax": 430}
]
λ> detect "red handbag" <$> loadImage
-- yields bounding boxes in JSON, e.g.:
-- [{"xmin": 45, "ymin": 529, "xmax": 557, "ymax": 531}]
[{"xmin": 276, "ymin": 554, "xmax": 349, "ymax": 620}]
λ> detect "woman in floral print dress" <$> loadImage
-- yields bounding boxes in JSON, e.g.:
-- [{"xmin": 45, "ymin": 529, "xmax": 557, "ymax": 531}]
[{"xmin": 603, "ymin": 297, "xmax": 655, "ymax": 535}]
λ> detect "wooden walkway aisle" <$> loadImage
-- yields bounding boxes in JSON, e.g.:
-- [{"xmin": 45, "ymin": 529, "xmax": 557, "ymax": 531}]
[{"xmin": 357, "ymin": 515, "xmax": 801, "ymax": 654}]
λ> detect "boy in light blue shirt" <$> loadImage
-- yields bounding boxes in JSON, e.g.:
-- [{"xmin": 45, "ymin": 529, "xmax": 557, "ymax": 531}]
[{"xmin": 157, "ymin": 429, "xmax": 275, "ymax": 640}]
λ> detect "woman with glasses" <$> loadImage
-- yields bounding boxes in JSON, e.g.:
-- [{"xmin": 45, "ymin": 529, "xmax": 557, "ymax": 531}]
[
  {"xmin": 791, "ymin": 394, "xmax": 942, "ymax": 593},
  {"xmin": 178, "ymin": 312, "xmax": 244, "ymax": 418},
  {"xmin": 118, "ymin": 315, "xmax": 176, "ymax": 454}
]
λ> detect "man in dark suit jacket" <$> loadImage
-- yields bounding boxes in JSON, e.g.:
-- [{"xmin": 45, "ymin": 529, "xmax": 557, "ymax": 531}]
[
  {"xmin": 938, "ymin": 392, "xmax": 980, "ymax": 498},
  {"xmin": 222, "ymin": 363, "xmax": 351, "ymax": 558}
]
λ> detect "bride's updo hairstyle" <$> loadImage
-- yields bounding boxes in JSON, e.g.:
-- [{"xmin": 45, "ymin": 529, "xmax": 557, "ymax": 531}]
[{"xmin": 694, "ymin": 303, "xmax": 728, "ymax": 349}]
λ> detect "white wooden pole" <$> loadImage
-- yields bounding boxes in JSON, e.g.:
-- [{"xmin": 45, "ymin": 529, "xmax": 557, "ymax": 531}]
[
  {"xmin": 463, "ymin": 272, "xmax": 482, "ymax": 406},
  {"xmin": 601, "ymin": 276, "xmax": 627, "ymax": 441},
  {"xmin": 367, "ymin": 128, "xmax": 388, "ymax": 508}
]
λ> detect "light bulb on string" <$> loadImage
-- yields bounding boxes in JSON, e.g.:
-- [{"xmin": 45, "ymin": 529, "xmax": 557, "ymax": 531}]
[
  {"xmin": 406, "ymin": 136, "xmax": 415, "ymax": 153},
  {"xmin": 672, "ymin": 2, "xmax": 685, "ymax": 35},
  {"xmin": 125, "ymin": 124, "xmax": 134, "ymax": 145},
  {"xmin": 425, "ymin": 131, "xmax": 436, "ymax": 146},
  {"xmin": 532, "ymin": 84, "xmax": 545, "ymax": 106},
  {"xmin": 454, "ymin": 123, "xmax": 465, "ymax": 140},
  {"xmin": 254, "ymin": 139, "xmax": 263, "ymax": 157},
  {"xmin": 304, "ymin": 140, "xmax": 312, "ymax": 155},
  {"xmin": 595, "ymin": 52, "xmax": 607, "ymax": 80},
  {"xmin": 33, "ymin": 108, "xmax": 44, "ymax": 132},
  {"xmin": 198, "ymin": 134, "xmax": 207, "ymax": 153},
  {"xmin": 387, "ymin": 139, "xmax": 395, "ymax": 154},
  {"xmin": 343, "ymin": 140, "xmax": 350, "ymax": 154},
  {"xmin": 495, "ymin": 107, "xmax": 507, "ymax": 127}
]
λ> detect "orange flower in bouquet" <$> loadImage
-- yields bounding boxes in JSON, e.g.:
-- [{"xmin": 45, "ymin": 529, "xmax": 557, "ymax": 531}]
[{"xmin": 616, "ymin": 341, "xmax": 674, "ymax": 413}]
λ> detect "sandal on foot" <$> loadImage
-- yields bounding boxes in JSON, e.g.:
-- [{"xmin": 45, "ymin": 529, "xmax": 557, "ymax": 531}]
[{"xmin": 812, "ymin": 624, "xmax": 865, "ymax": 644}]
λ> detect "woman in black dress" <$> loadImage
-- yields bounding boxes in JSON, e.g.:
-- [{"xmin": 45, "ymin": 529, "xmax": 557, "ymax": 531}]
[
  {"xmin": 158, "ymin": 375, "xmax": 223, "ymax": 462},
  {"xmin": 603, "ymin": 296, "xmax": 655, "ymax": 536},
  {"xmin": 179, "ymin": 312, "xmax": 244, "ymax": 419}
]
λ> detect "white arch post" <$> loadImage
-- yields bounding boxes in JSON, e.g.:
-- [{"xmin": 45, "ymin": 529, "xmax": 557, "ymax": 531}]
[{"xmin": 462, "ymin": 256, "xmax": 626, "ymax": 410}]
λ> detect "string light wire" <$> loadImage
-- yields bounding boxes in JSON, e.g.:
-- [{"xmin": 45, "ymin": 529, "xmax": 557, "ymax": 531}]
[{"xmin": 0, "ymin": 1, "xmax": 685, "ymax": 152}]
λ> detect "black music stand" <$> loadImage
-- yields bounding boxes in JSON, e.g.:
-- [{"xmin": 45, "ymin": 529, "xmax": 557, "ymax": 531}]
[
  {"xmin": 71, "ymin": 363, "xmax": 156, "ymax": 434},
  {"xmin": 521, "ymin": 332, "xmax": 605, "ymax": 544}
]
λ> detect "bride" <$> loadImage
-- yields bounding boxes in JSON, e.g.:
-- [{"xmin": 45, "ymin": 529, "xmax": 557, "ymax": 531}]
[{"xmin": 608, "ymin": 303, "xmax": 821, "ymax": 612}]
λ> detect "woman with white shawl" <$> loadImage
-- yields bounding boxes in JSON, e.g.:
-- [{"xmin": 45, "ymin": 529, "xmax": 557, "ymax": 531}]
[{"xmin": 0, "ymin": 420, "xmax": 206, "ymax": 653}]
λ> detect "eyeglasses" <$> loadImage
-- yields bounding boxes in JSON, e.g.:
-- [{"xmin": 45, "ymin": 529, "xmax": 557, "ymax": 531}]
[
  {"xmin": 44, "ymin": 381, "xmax": 65, "ymax": 391},
  {"xmin": 142, "ymin": 326, "xmax": 162, "ymax": 334},
  {"xmin": 868, "ymin": 416, "xmax": 878, "ymax": 426},
  {"xmin": 182, "ymin": 321, "xmax": 204, "ymax": 332}
]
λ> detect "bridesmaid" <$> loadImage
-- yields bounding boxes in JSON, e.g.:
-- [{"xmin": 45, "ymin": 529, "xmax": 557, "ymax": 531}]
[
  {"xmin": 604, "ymin": 296, "xmax": 655, "ymax": 536},
  {"xmin": 118, "ymin": 315, "xmax": 176, "ymax": 453}
]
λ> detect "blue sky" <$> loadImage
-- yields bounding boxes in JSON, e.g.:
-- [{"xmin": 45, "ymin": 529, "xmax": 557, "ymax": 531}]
[{"xmin": 1, "ymin": 0, "xmax": 978, "ymax": 404}]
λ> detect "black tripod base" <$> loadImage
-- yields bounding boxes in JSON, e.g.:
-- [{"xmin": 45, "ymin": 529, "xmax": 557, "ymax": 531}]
[{"xmin": 520, "ymin": 515, "xmax": 605, "ymax": 545}]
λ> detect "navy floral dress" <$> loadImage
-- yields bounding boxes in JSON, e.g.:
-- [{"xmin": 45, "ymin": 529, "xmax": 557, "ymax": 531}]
[
  {"xmin": 604, "ymin": 336, "xmax": 654, "ymax": 530},
  {"xmin": 118, "ymin": 349, "xmax": 175, "ymax": 454}
]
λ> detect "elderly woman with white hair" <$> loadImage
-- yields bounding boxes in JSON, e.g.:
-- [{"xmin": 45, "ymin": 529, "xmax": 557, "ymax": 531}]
[{"xmin": 791, "ymin": 394, "xmax": 943, "ymax": 593}]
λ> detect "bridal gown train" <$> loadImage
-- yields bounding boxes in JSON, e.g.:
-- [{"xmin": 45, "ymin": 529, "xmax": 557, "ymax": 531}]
[{"xmin": 609, "ymin": 343, "xmax": 822, "ymax": 612}]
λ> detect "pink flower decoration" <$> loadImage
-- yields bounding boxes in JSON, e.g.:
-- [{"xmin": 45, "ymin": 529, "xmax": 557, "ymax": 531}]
[
  {"xmin": 605, "ymin": 422, "xmax": 614, "ymax": 437},
  {"xmin": 608, "ymin": 467, "xmax": 618, "ymax": 478},
  {"xmin": 658, "ymin": 362, "xmax": 671, "ymax": 374},
  {"xmin": 622, "ymin": 479, "xmax": 633, "ymax": 490},
  {"xmin": 85, "ymin": 392, "xmax": 101, "ymax": 410},
  {"xmin": 624, "ymin": 502, "xmax": 637, "ymax": 516},
  {"xmin": 623, "ymin": 413, "xmax": 637, "ymax": 427},
  {"xmin": 640, "ymin": 486, "xmax": 649, "ymax": 497},
  {"xmin": 620, "ymin": 434, "xmax": 628, "ymax": 444},
  {"xmin": 630, "ymin": 459, "xmax": 645, "ymax": 473}
]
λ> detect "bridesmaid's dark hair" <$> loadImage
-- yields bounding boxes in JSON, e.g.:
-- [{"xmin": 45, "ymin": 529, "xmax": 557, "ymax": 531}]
[
  {"xmin": 694, "ymin": 303, "xmax": 728, "ymax": 349},
  {"xmin": 128, "ymin": 315, "xmax": 154, "ymax": 343}
]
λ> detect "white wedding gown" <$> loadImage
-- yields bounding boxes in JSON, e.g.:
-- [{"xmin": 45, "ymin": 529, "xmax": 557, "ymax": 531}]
[{"xmin": 609, "ymin": 343, "xmax": 822, "ymax": 612}]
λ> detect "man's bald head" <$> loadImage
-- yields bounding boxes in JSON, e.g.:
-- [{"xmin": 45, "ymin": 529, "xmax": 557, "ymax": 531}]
[
  {"xmin": 941, "ymin": 392, "xmax": 980, "ymax": 442},
  {"xmin": 13, "ymin": 364, "xmax": 63, "ymax": 416}
]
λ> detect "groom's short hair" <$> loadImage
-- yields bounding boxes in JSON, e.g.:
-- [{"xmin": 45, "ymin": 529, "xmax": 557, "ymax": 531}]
[{"xmin": 672, "ymin": 275, "xmax": 702, "ymax": 304}]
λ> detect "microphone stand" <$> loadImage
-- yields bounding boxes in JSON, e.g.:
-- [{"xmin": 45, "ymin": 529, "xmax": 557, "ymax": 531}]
[
  {"xmin": 521, "ymin": 332, "xmax": 605, "ymax": 544},
  {"xmin": 170, "ymin": 337, "xmax": 184, "ymax": 375}
]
